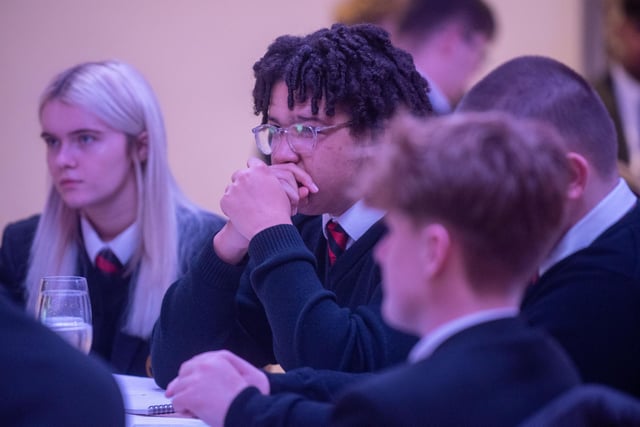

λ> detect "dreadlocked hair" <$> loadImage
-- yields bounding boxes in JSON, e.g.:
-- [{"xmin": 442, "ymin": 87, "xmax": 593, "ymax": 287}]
[{"xmin": 252, "ymin": 23, "xmax": 432, "ymax": 135}]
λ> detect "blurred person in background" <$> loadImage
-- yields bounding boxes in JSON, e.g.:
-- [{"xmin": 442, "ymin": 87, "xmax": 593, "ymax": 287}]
[
  {"xmin": 333, "ymin": 0, "xmax": 410, "ymax": 34},
  {"xmin": 334, "ymin": 0, "xmax": 497, "ymax": 114},
  {"xmin": 0, "ymin": 293, "xmax": 125, "ymax": 426},
  {"xmin": 594, "ymin": 0, "xmax": 640, "ymax": 192}
]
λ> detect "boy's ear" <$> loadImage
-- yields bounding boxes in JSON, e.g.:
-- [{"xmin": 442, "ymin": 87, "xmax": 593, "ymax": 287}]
[
  {"xmin": 565, "ymin": 152, "xmax": 589, "ymax": 200},
  {"xmin": 135, "ymin": 131, "xmax": 149, "ymax": 162},
  {"xmin": 420, "ymin": 223, "xmax": 450, "ymax": 278}
]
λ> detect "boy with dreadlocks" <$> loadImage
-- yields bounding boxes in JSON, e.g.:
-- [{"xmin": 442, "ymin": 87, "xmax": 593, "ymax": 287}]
[{"xmin": 150, "ymin": 24, "xmax": 431, "ymax": 388}]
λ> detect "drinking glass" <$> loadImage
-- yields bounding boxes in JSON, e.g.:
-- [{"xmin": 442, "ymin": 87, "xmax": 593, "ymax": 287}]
[{"xmin": 37, "ymin": 276, "xmax": 93, "ymax": 354}]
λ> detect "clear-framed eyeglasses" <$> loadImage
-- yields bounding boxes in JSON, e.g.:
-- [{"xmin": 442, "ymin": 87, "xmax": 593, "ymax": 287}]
[{"xmin": 251, "ymin": 121, "xmax": 351, "ymax": 156}]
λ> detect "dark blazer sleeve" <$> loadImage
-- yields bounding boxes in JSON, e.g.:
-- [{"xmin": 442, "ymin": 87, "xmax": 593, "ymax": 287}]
[
  {"xmin": 268, "ymin": 368, "xmax": 374, "ymax": 402},
  {"xmin": 0, "ymin": 294, "xmax": 125, "ymax": 426},
  {"xmin": 226, "ymin": 386, "xmax": 334, "ymax": 427},
  {"xmin": 223, "ymin": 368, "xmax": 375, "ymax": 426},
  {"xmin": 0, "ymin": 215, "xmax": 39, "ymax": 307}
]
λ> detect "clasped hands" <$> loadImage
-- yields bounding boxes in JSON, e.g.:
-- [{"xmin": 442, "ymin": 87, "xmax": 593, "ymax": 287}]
[
  {"xmin": 214, "ymin": 158, "xmax": 318, "ymax": 264},
  {"xmin": 166, "ymin": 350, "xmax": 270, "ymax": 427}
]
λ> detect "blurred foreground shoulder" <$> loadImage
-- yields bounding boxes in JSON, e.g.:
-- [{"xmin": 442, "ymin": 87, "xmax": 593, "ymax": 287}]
[{"xmin": 0, "ymin": 294, "xmax": 125, "ymax": 427}]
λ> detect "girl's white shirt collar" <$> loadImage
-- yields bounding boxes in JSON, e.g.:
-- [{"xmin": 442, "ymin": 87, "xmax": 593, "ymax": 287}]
[{"xmin": 81, "ymin": 216, "xmax": 138, "ymax": 267}]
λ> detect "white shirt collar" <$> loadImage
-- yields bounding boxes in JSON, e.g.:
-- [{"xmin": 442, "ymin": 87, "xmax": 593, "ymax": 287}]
[
  {"xmin": 539, "ymin": 179, "xmax": 636, "ymax": 275},
  {"xmin": 81, "ymin": 216, "xmax": 138, "ymax": 267},
  {"xmin": 408, "ymin": 307, "xmax": 519, "ymax": 363},
  {"xmin": 420, "ymin": 70, "xmax": 452, "ymax": 114},
  {"xmin": 322, "ymin": 200, "xmax": 385, "ymax": 248}
]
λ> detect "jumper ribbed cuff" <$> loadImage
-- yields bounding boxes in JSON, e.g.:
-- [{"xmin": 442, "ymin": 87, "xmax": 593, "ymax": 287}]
[{"xmin": 249, "ymin": 224, "xmax": 308, "ymax": 263}]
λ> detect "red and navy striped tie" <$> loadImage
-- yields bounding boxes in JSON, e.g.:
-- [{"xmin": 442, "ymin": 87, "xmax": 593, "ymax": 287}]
[{"xmin": 326, "ymin": 220, "xmax": 349, "ymax": 266}]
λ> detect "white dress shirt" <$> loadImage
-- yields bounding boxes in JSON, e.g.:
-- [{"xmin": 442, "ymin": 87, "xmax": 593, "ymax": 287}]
[
  {"xmin": 420, "ymin": 71, "xmax": 452, "ymax": 115},
  {"xmin": 322, "ymin": 200, "xmax": 385, "ymax": 249}
]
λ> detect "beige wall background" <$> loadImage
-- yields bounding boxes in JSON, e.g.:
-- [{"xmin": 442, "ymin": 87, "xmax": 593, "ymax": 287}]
[{"xmin": 0, "ymin": 0, "xmax": 585, "ymax": 231}]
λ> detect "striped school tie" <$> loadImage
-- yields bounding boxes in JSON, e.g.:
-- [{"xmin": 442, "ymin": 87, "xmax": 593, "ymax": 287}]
[{"xmin": 326, "ymin": 220, "xmax": 349, "ymax": 266}]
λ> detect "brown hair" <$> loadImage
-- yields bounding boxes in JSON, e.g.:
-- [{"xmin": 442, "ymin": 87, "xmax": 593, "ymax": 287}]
[
  {"xmin": 363, "ymin": 112, "xmax": 570, "ymax": 288},
  {"xmin": 397, "ymin": 0, "xmax": 496, "ymax": 41}
]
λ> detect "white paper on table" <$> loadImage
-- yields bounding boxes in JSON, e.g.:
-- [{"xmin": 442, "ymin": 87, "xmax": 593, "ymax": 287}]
[{"xmin": 113, "ymin": 374, "xmax": 208, "ymax": 426}]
